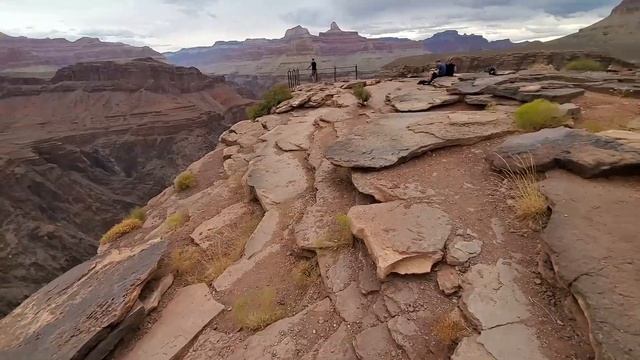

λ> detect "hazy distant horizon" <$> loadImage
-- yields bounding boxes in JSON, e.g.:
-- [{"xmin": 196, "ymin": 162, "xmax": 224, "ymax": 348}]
[{"xmin": 0, "ymin": 0, "xmax": 619, "ymax": 52}]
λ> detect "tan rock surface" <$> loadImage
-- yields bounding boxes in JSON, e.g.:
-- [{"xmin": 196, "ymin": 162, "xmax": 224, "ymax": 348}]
[
  {"xmin": 540, "ymin": 170, "xmax": 640, "ymax": 360},
  {"xmin": 190, "ymin": 202, "xmax": 258, "ymax": 249}
]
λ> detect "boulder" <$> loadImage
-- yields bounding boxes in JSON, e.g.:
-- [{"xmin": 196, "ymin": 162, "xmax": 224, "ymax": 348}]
[
  {"xmin": 488, "ymin": 127, "xmax": 640, "ymax": 178},
  {"xmin": 387, "ymin": 90, "xmax": 460, "ymax": 112},
  {"xmin": 348, "ymin": 201, "xmax": 452, "ymax": 279},
  {"xmin": 539, "ymin": 170, "xmax": 640, "ymax": 360},
  {"xmin": 274, "ymin": 92, "xmax": 313, "ymax": 113},
  {"xmin": 487, "ymin": 82, "xmax": 585, "ymax": 103},
  {"xmin": 213, "ymin": 244, "xmax": 282, "ymax": 291},
  {"xmin": 448, "ymin": 75, "xmax": 516, "ymax": 95},
  {"xmin": 0, "ymin": 239, "xmax": 167, "ymax": 360},
  {"xmin": 326, "ymin": 110, "xmax": 515, "ymax": 169},
  {"xmin": 121, "ymin": 283, "xmax": 225, "ymax": 360}
]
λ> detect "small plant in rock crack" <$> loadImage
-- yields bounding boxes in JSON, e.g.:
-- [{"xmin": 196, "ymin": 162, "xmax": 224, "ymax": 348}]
[
  {"xmin": 433, "ymin": 312, "xmax": 469, "ymax": 346},
  {"xmin": 165, "ymin": 211, "xmax": 189, "ymax": 231},
  {"xmin": 128, "ymin": 207, "xmax": 147, "ymax": 222},
  {"xmin": 233, "ymin": 287, "xmax": 285, "ymax": 330},
  {"xmin": 352, "ymin": 84, "xmax": 371, "ymax": 106},
  {"xmin": 494, "ymin": 154, "xmax": 550, "ymax": 226},
  {"xmin": 174, "ymin": 170, "xmax": 196, "ymax": 192},
  {"xmin": 291, "ymin": 258, "xmax": 320, "ymax": 288}
]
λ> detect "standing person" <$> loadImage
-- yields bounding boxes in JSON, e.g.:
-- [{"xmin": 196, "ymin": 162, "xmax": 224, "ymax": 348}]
[{"xmin": 308, "ymin": 58, "xmax": 318, "ymax": 82}]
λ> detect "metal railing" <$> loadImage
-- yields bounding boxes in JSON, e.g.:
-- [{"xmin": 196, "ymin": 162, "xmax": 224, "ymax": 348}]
[{"xmin": 287, "ymin": 65, "xmax": 358, "ymax": 89}]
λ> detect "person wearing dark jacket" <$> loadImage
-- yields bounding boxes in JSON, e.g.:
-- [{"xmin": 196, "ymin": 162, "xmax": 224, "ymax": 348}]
[
  {"xmin": 420, "ymin": 60, "xmax": 446, "ymax": 85},
  {"xmin": 445, "ymin": 58, "xmax": 456, "ymax": 77}
]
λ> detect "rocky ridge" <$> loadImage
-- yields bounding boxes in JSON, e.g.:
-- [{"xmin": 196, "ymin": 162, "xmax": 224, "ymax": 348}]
[
  {"xmin": 0, "ymin": 33, "xmax": 163, "ymax": 76},
  {"xmin": 1, "ymin": 69, "xmax": 639, "ymax": 360}
]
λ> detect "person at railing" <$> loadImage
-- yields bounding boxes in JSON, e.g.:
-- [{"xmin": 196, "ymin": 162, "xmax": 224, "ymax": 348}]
[{"xmin": 307, "ymin": 58, "xmax": 318, "ymax": 82}]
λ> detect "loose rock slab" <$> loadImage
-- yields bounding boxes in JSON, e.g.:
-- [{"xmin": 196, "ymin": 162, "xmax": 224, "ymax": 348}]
[
  {"xmin": 246, "ymin": 151, "xmax": 311, "ymax": 210},
  {"xmin": 460, "ymin": 259, "xmax": 530, "ymax": 330},
  {"xmin": 540, "ymin": 170, "xmax": 640, "ymax": 360},
  {"xmin": 326, "ymin": 110, "xmax": 515, "ymax": 169},
  {"xmin": 0, "ymin": 239, "xmax": 167, "ymax": 360},
  {"xmin": 348, "ymin": 201, "xmax": 452, "ymax": 279},
  {"xmin": 351, "ymin": 170, "xmax": 436, "ymax": 202},
  {"xmin": 190, "ymin": 202, "xmax": 257, "ymax": 249},
  {"xmin": 488, "ymin": 127, "xmax": 640, "ymax": 178},
  {"xmin": 387, "ymin": 90, "xmax": 460, "ymax": 112},
  {"xmin": 122, "ymin": 283, "xmax": 224, "ymax": 360}
]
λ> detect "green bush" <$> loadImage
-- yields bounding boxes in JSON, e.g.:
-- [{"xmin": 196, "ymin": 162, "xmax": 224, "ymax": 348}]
[
  {"xmin": 353, "ymin": 85, "xmax": 371, "ymax": 105},
  {"xmin": 515, "ymin": 99, "xmax": 564, "ymax": 131},
  {"xmin": 564, "ymin": 58, "xmax": 606, "ymax": 72},
  {"xmin": 246, "ymin": 84, "xmax": 292, "ymax": 119},
  {"xmin": 174, "ymin": 170, "xmax": 196, "ymax": 192}
]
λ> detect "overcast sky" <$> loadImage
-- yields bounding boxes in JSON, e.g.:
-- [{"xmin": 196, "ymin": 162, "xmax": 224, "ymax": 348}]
[{"xmin": 0, "ymin": 0, "xmax": 619, "ymax": 52}]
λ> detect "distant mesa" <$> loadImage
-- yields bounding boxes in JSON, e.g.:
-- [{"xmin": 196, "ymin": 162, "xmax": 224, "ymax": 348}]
[
  {"xmin": 0, "ymin": 32, "xmax": 164, "ymax": 75},
  {"xmin": 283, "ymin": 25, "xmax": 313, "ymax": 39}
]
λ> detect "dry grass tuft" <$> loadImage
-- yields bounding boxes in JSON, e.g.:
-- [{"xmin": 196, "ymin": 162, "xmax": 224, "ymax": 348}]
[
  {"xmin": 291, "ymin": 258, "xmax": 320, "ymax": 288},
  {"xmin": 495, "ymin": 154, "xmax": 549, "ymax": 223},
  {"xmin": 353, "ymin": 84, "xmax": 371, "ymax": 105},
  {"xmin": 233, "ymin": 287, "xmax": 285, "ymax": 330},
  {"xmin": 100, "ymin": 218, "xmax": 142, "ymax": 244},
  {"xmin": 165, "ymin": 211, "xmax": 189, "ymax": 231},
  {"xmin": 128, "ymin": 207, "xmax": 146, "ymax": 222},
  {"xmin": 169, "ymin": 247, "xmax": 202, "ymax": 276},
  {"xmin": 174, "ymin": 170, "xmax": 197, "ymax": 192},
  {"xmin": 433, "ymin": 313, "xmax": 468, "ymax": 345}
]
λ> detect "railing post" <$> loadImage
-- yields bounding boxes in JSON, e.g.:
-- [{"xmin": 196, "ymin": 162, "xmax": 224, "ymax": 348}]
[
  {"xmin": 355, "ymin": 64, "xmax": 358, "ymax": 80},
  {"xmin": 334, "ymin": 66, "xmax": 337, "ymax": 83}
]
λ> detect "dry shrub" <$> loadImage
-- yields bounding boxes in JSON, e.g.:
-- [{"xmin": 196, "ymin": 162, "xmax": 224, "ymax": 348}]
[
  {"xmin": 100, "ymin": 218, "xmax": 142, "ymax": 244},
  {"xmin": 233, "ymin": 287, "xmax": 285, "ymax": 330},
  {"xmin": 582, "ymin": 120, "xmax": 608, "ymax": 133},
  {"xmin": 515, "ymin": 99, "xmax": 564, "ymax": 131},
  {"xmin": 433, "ymin": 313, "xmax": 468, "ymax": 345},
  {"xmin": 352, "ymin": 84, "xmax": 371, "ymax": 105},
  {"xmin": 564, "ymin": 58, "xmax": 605, "ymax": 72},
  {"xmin": 291, "ymin": 258, "xmax": 320, "ymax": 288},
  {"xmin": 174, "ymin": 170, "xmax": 196, "ymax": 192},
  {"xmin": 496, "ymin": 154, "xmax": 549, "ymax": 223},
  {"xmin": 128, "ymin": 207, "xmax": 146, "ymax": 222},
  {"xmin": 165, "ymin": 211, "xmax": 189, "ymax": 231}
]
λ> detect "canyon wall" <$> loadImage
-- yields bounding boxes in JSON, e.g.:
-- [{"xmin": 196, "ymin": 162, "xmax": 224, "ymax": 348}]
[{"xmin": 0, "ymin": 58, "xmax": 251, "ymax": 316}]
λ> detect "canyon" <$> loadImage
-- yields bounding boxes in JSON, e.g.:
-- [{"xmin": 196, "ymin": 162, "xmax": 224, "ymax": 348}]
[
  {"xmin": 165, "ymin": 22, "xmax": 520, "ymax": 75},
  {"xmin": 0, "ymin": 58, "xmax": 251, "ymax": 316}
]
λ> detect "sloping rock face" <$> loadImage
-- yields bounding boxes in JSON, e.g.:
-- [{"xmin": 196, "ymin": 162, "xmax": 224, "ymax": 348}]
[
  {"xmin": 326, "ymin": 110, "xmax": 515, "ymax": 168},
  {"xmin": 0, "ymin": 239, "xmax": 167, "ymax": 360},
  {"xmin": 540, "ymin": 170, "xmax": 640, "ymax": 360},
  {"xmin": 0, "ymin": 59, "xmax": 252, "ymax": 316},
  {"xmin": 488, "ymin": 128, "xmax": 640, "ymax": 178}
]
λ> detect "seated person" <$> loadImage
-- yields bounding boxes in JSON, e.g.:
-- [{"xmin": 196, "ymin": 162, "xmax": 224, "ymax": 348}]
[
  {"xmin": 418, "ymin": 60, "xmax": 446, "ymax": 85},
  {"xmin": 445, "ymin": 59, "xmax": 456, "ymax": 77},
  {"xmin": 487, "ymin": 66, "xmax": 497, "ymax": 76}
]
